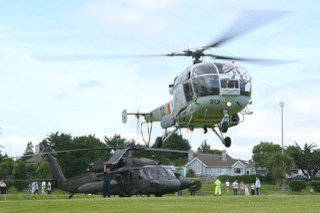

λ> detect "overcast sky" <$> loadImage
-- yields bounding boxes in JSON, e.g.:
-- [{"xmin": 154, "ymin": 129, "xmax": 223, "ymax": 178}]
[{"xmin": 0, "ymin": 0, "xmax": 319, "ymax": 160}]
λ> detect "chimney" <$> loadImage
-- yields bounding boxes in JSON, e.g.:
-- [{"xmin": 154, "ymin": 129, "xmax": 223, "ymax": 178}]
[
  {"xmin": 35, "ymin": 144, "xmax": 40, "ymax": 154},
  {"xmin": 222, "ymin": 150, "xmax": 227, "ymax": 161},
  {"xmin": 188, "ymin": 150, "xmax": 194, "ymax": 161}
]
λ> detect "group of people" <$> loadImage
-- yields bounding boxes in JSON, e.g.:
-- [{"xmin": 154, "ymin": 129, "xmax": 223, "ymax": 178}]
[
  {"xmin": 28, "ymin": 181, "xmax": 52, "ymax": 195},
  {"xmin": 0, "ymin": 180, "xmax": 7, "ymax": 194},
  {"xmin": 215, "ymin": 177, "xmax": 261, "ymax": 196}
]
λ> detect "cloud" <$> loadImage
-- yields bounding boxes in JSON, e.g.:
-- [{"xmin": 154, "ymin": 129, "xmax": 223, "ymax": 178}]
[{"xmin": 76, "ymin": 79, "xmax": 104, "ymax": 89}]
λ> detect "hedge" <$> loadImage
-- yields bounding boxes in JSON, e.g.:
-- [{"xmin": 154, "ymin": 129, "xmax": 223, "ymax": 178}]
[
  {"xmin": 310, "ymin": 180, "xmax": 320, "ymax": 192},
  {"xmin": 217, "ymin": 175, "xmax": 265, "ymax": 184},
  {"xmin": 289, "ymin": 180, "xmax": 307, "ymax": 192}
]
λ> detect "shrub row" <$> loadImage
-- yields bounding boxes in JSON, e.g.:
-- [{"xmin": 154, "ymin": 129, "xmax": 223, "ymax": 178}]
[
  {"xmin": 310, "ymin": 180, "xmax": 320, "ymax": 192},
  {"xmin": 217, "ymin": 175, "xmax": 265, "ymax": 184},
  {"xmin": 289, "ymin": 180, "xmax": 307, "ymax": 191},
  {"xmin": 4, "ymin": 180, "xmax": 30, "ymax": 192}
]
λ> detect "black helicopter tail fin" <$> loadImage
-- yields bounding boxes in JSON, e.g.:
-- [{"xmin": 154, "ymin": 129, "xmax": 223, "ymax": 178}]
[{"xmin": 46, "ymin": 153, "xmax": 66, "ymax": 185}]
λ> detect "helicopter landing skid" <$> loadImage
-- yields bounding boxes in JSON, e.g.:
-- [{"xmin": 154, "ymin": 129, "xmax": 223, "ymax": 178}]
[{"xmin": 212, "ymin": 126, "xmax": 232, "ymax": 148}]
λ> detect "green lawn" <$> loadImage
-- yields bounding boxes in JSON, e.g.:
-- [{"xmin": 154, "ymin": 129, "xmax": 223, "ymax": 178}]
[
  {"xmin": 1, "ymin": 184, "xmax": 319, "ymax": 212},
  {"xmin": 0, "ymin": 195, "xmax": 320, "ymax": 213}
]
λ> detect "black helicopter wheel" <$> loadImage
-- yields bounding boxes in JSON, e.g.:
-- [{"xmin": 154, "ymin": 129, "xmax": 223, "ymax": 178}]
[
  {"xmin": 224, "ymin": 137, "xmax": 232, "ymax": 148},
  {"xmin": 221, "ymin": 122, "xmax": 229, "ymax": 133},
  {"xmin": 155, "ymin": 137, "xmax": 163, "ymax": 148}
]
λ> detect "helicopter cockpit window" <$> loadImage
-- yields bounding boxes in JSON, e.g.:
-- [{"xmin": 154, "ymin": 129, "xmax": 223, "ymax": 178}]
[
  {"xmin": 183, "ymin": 82, "xmax": 194, "ymax": 102},
  {"xmin": 220, "ymin": 79, "xmax": 239, "ymax": 88},
  {"xmin": 193, "ymin": 64, "xmax": 217, "ymax": 76},
  {"xmin": 158, "ymin": 167, "xmax": 169, "ymax": 177},
  {"xmin": 165, "ymin": 169, "xmax": 176, "ymax": 178},
  {"xmin": 236, "ymin": 66, "xmax": 252, "ymax": 96},
  {"xmin": 146, "ymin": 167, "xmax": 158, "ymax": 179},
  {"xmin": 139, "ymin": 169, "xmax": 148, "ymax": 180},
  {"xmin": 193, "ymin": 75, "xmax": 219, "ymax": 97}
]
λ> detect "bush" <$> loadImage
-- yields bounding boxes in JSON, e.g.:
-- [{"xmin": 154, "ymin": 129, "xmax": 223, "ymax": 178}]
[
  {"xmin": 289, "ymin": 180, "xmax": 307, "ymax": 191},
  {"xmin": 186, "ymin": 169, "xmax": 195, "ymax": 177},
  {"xmin": 217, "ymin": 175, "xmax": 265, "ymax": 184},
  {"xmin": 194, "ymin": 180, "xmax": 202, "ymax": 191},
  {"xmin": 13, "ymin": 180, "xmax": 29, "ymax": 191},
  {"xmin": 310, "ymin": 181, "xmax": 320, "ymax": 192},
  {"xmin": 4, "ymin": 179, "xmax": 14, "ymax": 189}
]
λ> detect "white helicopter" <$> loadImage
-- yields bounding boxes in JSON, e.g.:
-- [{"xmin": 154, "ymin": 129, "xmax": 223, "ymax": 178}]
[
  {"xmin": 121, "ymin": 10, "xmax": 292, "ymax": 148},
  {"xmin": 36, "ymin": 10, "xmax": 292, "ymax": 149}
]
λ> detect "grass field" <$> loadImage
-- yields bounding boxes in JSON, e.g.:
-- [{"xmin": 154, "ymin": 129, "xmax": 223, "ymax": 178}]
[
  {"xmin": 1, "ymin": 195, "xmax": 320, "ymax": 213},
  {"xmin": 1, "ymin": 184, "xmax": 320, "ymax": 212}
]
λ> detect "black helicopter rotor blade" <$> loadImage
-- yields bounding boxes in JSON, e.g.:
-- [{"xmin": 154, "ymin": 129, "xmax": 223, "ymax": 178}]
[
  {"xmin": 200, "ymin": 9, "xmax": 291, "ymax": 51},
  {"xmin": 15, "ymin": 146, "xmax": 189, "ymax": 159},
  {"xmin": 205, "ymin": 54, "xmax": 296, "ymax": 66}
]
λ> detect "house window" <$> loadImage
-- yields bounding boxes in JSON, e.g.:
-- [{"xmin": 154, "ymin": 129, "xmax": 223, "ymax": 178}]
[
  {"xmin": 246, "ymin": 171, "xmax": 249, "ymax": 175},
  {"xmin": 234, "ymin": 168, "xmax": 241, "ymax": 174}
]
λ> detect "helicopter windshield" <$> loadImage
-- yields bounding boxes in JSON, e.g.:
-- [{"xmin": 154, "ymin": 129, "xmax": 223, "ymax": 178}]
[
  {"xmin": 146, "ymin": 167, "xmax": 158, "ymax": 179},
  {"xmin": 158, "ymin": 167, "xmax": 169, "ymax": 177},
  {"xmin": 193, "ymin": 75, "xmax": 219, "ymax": 97},
  {"xmin": 193, "ymin": 63, "xmax": 217, "ymax": 75},
  {"xmin": 165, "ymin": 169, "xmax": 176, "ymax": 178}
]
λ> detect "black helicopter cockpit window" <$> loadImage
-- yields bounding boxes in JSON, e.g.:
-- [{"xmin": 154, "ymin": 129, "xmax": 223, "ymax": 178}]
[
  {"xmin": 193, "ymin": 75, "xmax": 219, "ymax": 97},
  {"xmin": 165, "ymin": 169, "xmax": 176, "ymax": 178},
  {"xmin": 158, "ymin": 167, "xmax": 169, "ymax": 177},
  {"xmin": 139, "ymin": 169, "xmax": 148, "ymax": 180},
  {"xmin": 146, "ymin": 167, "xmax": 159, "ymax": 179}
]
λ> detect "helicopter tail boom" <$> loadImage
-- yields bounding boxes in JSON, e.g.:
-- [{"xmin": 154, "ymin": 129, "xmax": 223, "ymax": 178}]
[{"xmin": 122, "ymin": 101, "xmax": 173, "ymax": 124}]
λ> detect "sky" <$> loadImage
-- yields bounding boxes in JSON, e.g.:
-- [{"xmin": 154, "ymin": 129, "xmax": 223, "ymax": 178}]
[{"xmin": 0, "ymin": 0, "xmax": 319, "ymax": 160}]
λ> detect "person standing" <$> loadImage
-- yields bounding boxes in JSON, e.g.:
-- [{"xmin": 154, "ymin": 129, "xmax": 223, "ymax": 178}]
[
  {"xmin": 35, "ymin": 181, "xmax": 39, "ymax": 194},
  {"xmin": 31, "ymin": 181, "xmax": 35, "ymax": 194},
  {"xmin": 0, "ymin": 180, "xmax": 6, "ymax": 194},
  {"xmin": 103, "ymin": 164, "xmax": 112, "ymax": 198},
  {"xmin": 255, "ymin": 177, "xmax": 261, "ymax": 195},
  {"xmin": 189, "ymin": 179, "xmax": 196, "ymax": 196},
  {"xmin": 240, "ymin": 181, "xmax": 245, "ymax": 195},
  {"xmin": 214, "ymin": 178, "xmax": 222, "ymax": 196},
  {"xmin": 245, "ymin": 184, "xmax": 250, "ymax": 196},
  {"xmin": 41, "ymin": 181, "xmax": 46, "ymax": 195},
  {"xmin": 47, "ymin": 181, "xmax": 52, "ymax": 194},
  {"xmin": 232, "ymin": 180, "xmax": 238, "ymax": 195},
  {"xmin": 251, "ymin": 183, "xmax": 255, "ymax": 195},
  {"xmin": 225, "ymin": 179, "xmax": 230, "ymax": 192}
]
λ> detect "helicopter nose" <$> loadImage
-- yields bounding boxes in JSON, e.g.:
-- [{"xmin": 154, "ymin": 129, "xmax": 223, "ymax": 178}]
[
  {"xmin": 159, "ymin": 179, "xmax": 180, "ymax": 193},
  {"xmin": 179, "ymin": 179, "xmax": 194, "ymax": 190}
]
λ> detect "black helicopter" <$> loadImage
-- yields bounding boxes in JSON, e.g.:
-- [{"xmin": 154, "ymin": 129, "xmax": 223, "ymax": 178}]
[{"xmin": 32, "ymin": 146, "xmax": 194, "ymax": 198}]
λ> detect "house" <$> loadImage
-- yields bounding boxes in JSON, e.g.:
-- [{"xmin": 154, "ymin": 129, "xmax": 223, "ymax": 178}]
[{"xmin": 184, "ymin": 150, "xmax": 255, "ymax": 177}]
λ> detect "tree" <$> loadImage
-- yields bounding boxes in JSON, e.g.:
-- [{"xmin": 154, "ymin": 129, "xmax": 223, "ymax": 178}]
[
  {"xmin": 286, "ymin": 143, "xmax": 320, "ymax": 181},
  {"xmin": 197, "ymin": 140, "xmax": 222, "ymax": 154},
  {"xmin": 268, "ymin": 153, "xmax": 294, "ymax": 193},
  {"xmin": 151, "ymin": 133, "xmax": 191, "ymax": 166},
  {"xmin": 0, "ymin": 154, "xmax": 14, "ymax": 179},
  {"xmin": 21, "ymin": 142, "xmax": 34, "ymax": 161},
  {"xmin": 252, "ymin": 142, "xmax": 282, "ymax": 168},
  {"xmin": 41, "ymin": 132, "xmax": 111, "ymax": 178},
  {"xmin": 104, "ymin": 134, "xmax": 136, "ymax": 153}
]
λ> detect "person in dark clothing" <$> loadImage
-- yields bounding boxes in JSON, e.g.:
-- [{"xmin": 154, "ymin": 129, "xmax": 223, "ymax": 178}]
[
  {"xmin": 103, "ymin": 164, "xmax": 112, "ymax": 198},
  {"xmin": 189, "ymin": 179, "xmax": 196, "ymax": 196}
]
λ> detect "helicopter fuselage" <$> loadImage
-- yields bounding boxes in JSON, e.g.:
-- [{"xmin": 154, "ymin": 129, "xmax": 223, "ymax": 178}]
[{"xmin": 145, "ymin": 62, "xmax": 252, "ymax": 129}]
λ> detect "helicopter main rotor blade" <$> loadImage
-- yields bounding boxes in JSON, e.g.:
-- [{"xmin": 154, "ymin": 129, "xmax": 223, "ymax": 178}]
[
  {"xmin": 205, "ymin": 54, "xmax": 296, "ymax": 66},
  {"xmin": 34, "ymin": 54, "xmax": 170, "ymax": 62},
  {"xmin": 200, "ymin": 9, "xmax": 291, "ymax": 51}
]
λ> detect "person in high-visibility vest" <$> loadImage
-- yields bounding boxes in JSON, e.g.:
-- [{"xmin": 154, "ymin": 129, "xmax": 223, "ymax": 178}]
[{"xmin": 214, "ymin": 178, "xmax": 222, "ymax": 196}]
